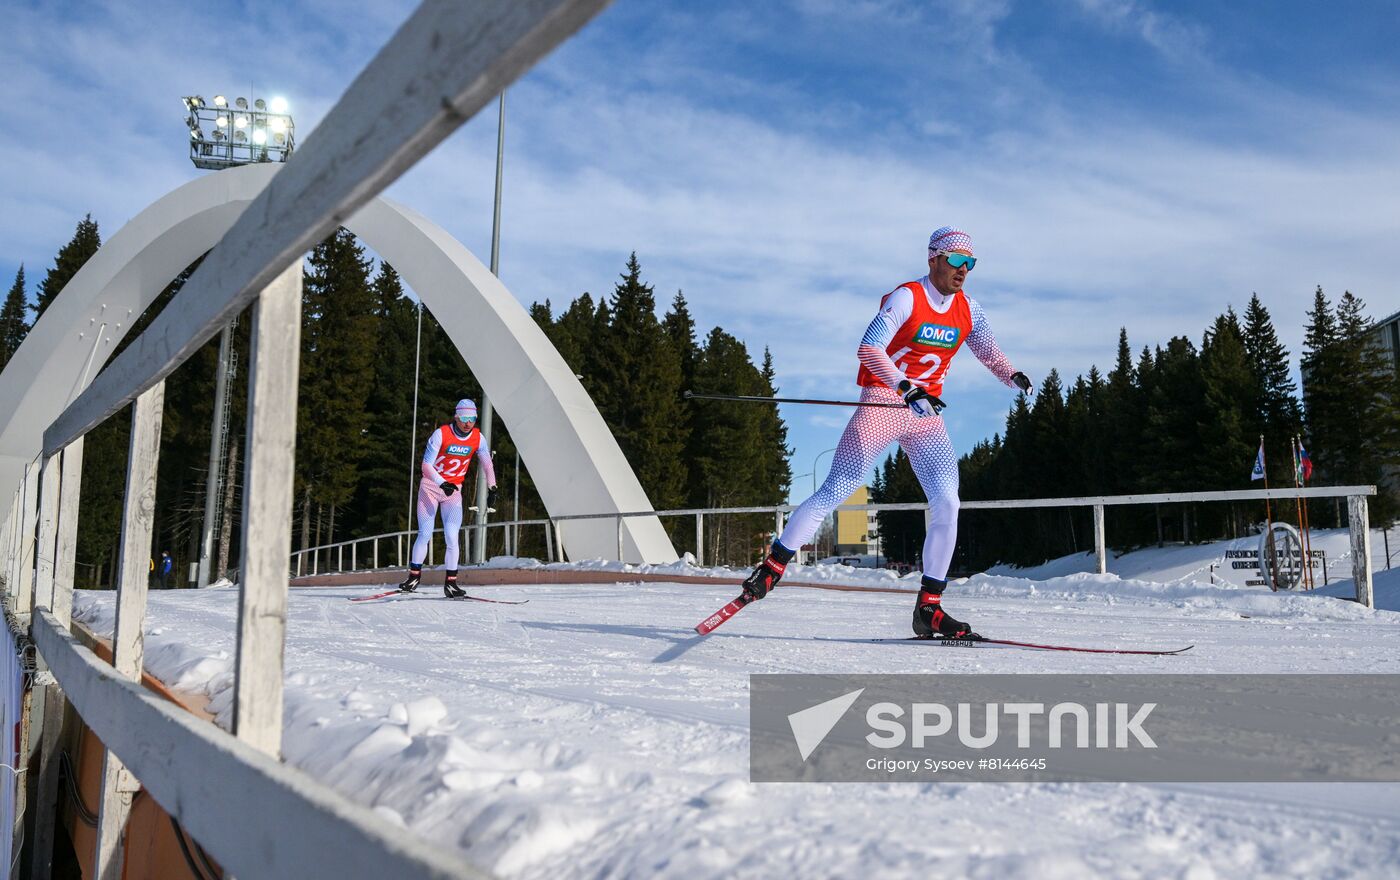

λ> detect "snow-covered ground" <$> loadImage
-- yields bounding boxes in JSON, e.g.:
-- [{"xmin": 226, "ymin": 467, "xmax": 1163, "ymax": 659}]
[{"xmin": 73, "ymin": 552, "xmax": 1400, "ymax": 878}]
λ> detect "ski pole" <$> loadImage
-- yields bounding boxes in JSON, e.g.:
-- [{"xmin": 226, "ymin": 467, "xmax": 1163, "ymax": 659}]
[{"xmin": 682, "ymin": 390, "xmax": 934, "ymax": 410}]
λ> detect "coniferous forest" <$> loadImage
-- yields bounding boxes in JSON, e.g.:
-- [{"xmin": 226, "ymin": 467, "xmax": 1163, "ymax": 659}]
[
  {"xmin": 4, "ymin": 215, "xmax": 1396, "ymax": 583},
  {"xmin": 873, "ymin": 294, "xmax": 1399, "ymax": 572},
  {"xmin": 4, "ymin": 220, "xmax": 791, "ymax": 584}
]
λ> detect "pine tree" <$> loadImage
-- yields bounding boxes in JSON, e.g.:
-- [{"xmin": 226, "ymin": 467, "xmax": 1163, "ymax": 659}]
[
  {"xmin": 350, "ymin": 262, "xmax": 424, "ymax": 536},
  {"xmin": 590, "ymin": 254, "xmax": 687, "ymax": 511},
  {"xmin": 756, "ymin": 348, "xmax": 792, "ymax": 502},
  {"xmin": 1198, "ymin": 311, "xmax": 1254, "ymax": 491},
  {"xmin": 297, "ymin": 229, "xmax": 380, "ymax": 543},
  {"xmin": 0, "ymin": 266, "xmax": 29, "ymax": 370},
  {"xmin": 35, "ymin": 214, "xmax": 101, "ymax": 319},
  {"xmin": 663, "ymin": 290, "xmax": 699, "ymax": 390},
  {"xmin": 1242, "ymin": 293, "xmax": 1302, "ymax": 482},
  {"xmin": 1332, "ymin": 291, "xmax": 1398, "ymax": 520},
  {"xmin": 1301, "ymin": 287, "xmax": 1344, "ymax": 486},
  {"xmin": 870, "ymin": 449, "xmax": 925, "ymax": 566},
  {"xmin": 690, "ymin": 328, "xmax": 772, "ymax": 559},
  {"xmin": 1144, "ymin": 338, "xmax": 1204, "ymax": 493}
]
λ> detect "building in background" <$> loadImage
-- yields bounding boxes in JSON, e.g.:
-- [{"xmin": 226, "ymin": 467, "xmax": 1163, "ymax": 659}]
[
  {"xmin": 834, "ymin": 486, "xmax": 880, "ymax": 556},
  {"xmin": 1375, "ymin": 308, "xmax": 1400, "ymax": 377}
]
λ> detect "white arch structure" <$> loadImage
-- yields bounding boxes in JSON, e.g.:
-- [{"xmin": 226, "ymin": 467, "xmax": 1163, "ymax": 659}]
[{"xmin": 0, "ymin": 163, "xmax": 675, "ymax": 563}]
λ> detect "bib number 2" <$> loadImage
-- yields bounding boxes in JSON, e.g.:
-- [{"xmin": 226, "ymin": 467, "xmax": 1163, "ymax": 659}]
[{"xmin": 890, "ymin": 347, "xmax": 944, "ymax": 384}]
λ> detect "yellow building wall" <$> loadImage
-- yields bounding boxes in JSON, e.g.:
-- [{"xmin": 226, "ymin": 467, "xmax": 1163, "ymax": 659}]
[{"xmin": 836, "ymin": 485, "xmax": 870, "ymax": 546}]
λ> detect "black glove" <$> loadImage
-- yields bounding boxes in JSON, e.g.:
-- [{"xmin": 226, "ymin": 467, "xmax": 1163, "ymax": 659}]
[
  {"xmin": 487, "ymin": 485, "xmax": 498, "ymax": 506},
  {"xmin": 897, "ymin": 380, "xmax": 945, "ymax": 418},
  {"xmin": 440, "ymin": 482, "xmax": 457, "ymax": 497},
  {"xmin": 1011, "ymin": 372, "xmax": 1034, "ymax": 395}
]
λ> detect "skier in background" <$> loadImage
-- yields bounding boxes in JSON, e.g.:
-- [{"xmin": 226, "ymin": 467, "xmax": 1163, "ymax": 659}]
[
  {"xmin": 399, "ymin": 399, "xmax": 497, "ymax": 598},
  {"xmin": 739, "ymin": 227, "xmax": 1033, "ymax": 637},
  {"xmin": 159, "ymin": 550, "xmax": 173, "ymax": 589}
]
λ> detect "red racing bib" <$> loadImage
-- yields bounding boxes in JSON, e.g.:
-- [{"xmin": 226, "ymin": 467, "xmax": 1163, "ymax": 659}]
[{"xmin": 856, "ymin": 282, "xmax": 972, "ymax": 397}]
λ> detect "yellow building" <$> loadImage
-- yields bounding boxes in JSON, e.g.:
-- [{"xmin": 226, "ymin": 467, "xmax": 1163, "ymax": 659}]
[{"xmin": 834, "ymin": 485, "xmax": 879, "ymax": 556}]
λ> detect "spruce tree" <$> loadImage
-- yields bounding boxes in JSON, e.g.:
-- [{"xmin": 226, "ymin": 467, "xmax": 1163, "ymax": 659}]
[
  {"xmin": 0, "ymin": 266, "xmax": 29, "ymax": 369},
  {"xmin": 756, "ymin": 348, "xmax": 792, "ymax": 502},
  {"xmin": 1198, "ymin": 311, "xmax": 1254, "ymax": 491},
  {"xmin": 870, "ymin": 449, "xmax": 925, "ymax": 566},
  {"xmin": 663, "ymin": 291, "xmax": 699, "ymax": 390},
  {"xmin": 1301, "ymin": 287, "xmax": 1343, "ymax": 485},
  {"xmin": 1242, "ymin": 293, "xmax": 1302, "ymax": 481},
  {"xmin": 297, "ymin": 229, "xmax": 380, "ymax": 543},
  {"xmin": 690, "ymin": 328, "xmax": 771, "ymax": 559},
  {"xmin": 1332, "ymin": 291, "xmax": 1398, "ymax": 520},
  {"xmin": 351, "ymin": 262, "xmax": 423, "ymax": 535},
  {"xmin": 590, "ymin": 254, "xmax": 687, "ymax": 511},
  {"xmin": 35, "ymin": 214, "xmax": 101, "ymax": 318}
]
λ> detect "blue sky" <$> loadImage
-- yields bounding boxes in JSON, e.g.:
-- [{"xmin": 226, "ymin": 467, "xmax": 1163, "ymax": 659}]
[{"xmin": 3, "ymin": 0, "xmax": 1399, "ymax": 504}]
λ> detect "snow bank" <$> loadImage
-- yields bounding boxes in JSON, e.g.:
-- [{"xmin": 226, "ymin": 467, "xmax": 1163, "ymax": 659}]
[{"xmin": 68, "ymin": 566, "xmax": 1400, "ymax": 878}]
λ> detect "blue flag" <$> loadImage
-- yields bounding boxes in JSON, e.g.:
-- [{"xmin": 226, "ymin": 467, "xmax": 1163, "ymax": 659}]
[{"xmin": 1250, "ymin": 441, "xmax": 1266, "ymax": 481}]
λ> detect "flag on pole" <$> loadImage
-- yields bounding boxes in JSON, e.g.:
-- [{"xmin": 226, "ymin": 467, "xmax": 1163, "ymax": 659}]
[
  {"xmin": 1296, "ymin": 443, "xmax": 1313, "ymax": 482},
  {"xmin": 1250, "ymin": 440, "xmax": 1266, "ymax": 481}
]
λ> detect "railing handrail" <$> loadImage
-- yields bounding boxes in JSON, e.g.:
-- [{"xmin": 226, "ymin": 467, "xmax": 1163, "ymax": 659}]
[{"xmin": 290, "ymin": 485, "xmax": 1379, "ymax": 561}]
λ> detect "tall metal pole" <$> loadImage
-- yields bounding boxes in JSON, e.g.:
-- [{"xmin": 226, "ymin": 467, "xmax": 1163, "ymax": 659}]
[
  {"xmin": 408, "ymin": 302, "xmax": 423, "ymax": 532},
  {"xmin": 473, "ymin": 91, "xmax": 506, "ymax": 564},
  {"xmin": 197, "ymin": 323, "xmax": 232, "ymax": 587},
  {"xmin": 512, "ymin": 444, "xmax": 518, "ymax": 556}
]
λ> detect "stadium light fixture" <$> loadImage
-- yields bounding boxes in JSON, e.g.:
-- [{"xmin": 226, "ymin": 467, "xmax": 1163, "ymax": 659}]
[{"xmin": 184, "ymin": 93, "xmax": 296, "ymax": 171}]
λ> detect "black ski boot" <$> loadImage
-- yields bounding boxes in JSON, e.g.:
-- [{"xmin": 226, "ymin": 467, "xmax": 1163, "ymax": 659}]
[
  {"xmin": 398, "ymin": 568, "xmax": 422, "ymax": 593},
  {"xmin": 444, "ymin": 570, "xmax": 466, "ymax": 599},
  {"xmin": 742, "ymin": 541, "xmax": 795, "ymax": 601},
  {"xmin": 912, "ymin": 577, "xmax": 974, "ymax": 638}
]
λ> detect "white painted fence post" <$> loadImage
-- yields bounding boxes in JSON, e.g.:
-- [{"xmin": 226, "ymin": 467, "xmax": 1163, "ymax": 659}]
[
  {"xmin": 52, "ymin": 439, "xmax": 83, "ymax": 625},
  {"xmin": 617, "ymin": 516, "xmax": 625, "ymax": 563},
  {"xmin": 1093, "ymin": 504, "xmax": 1107, "ymax": 575},
  {"xmin": 554, "ymin": 520, "xmax": 564, "ymax": 563},
  {"xmin": 23, "ymin": 454, "xmax": 61, "ymax": 879},
  {"xmin": 544, "ymin": 520, "xmax": 554, "ymax": 562},
  {"xmin": 31, "ymin": 439, "xmax": 83, "ymax": 880},
  {"xmin": 15, "ymin": 463, "xmax": 39, "ymax": 613},
  {"xmin": 1, "ymin": 490, "xmax": 17, "ymax": 597},
  {"xmin": 695, "ymin": 513, "xmax": 704, "ymax": 566},
  {"xmin": 232, "ymin": 262, "xmax": 302, "ymax": 759},
  {"xmin": 1348, "ymin": 495, "xmax": 1374, "ymax": 609},
  {"xmin": 32, "ymin": 456, "xmax": 60, "ymax": 610},
  {"xmin": 95, "ymin": 381, "xmax": 165, "ymax": 880}
]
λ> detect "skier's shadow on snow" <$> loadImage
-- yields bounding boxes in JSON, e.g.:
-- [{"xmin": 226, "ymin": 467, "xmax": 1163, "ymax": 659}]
[{"xmin": 521, "ymin": 621, "xmax": 807, "ymax": 663}]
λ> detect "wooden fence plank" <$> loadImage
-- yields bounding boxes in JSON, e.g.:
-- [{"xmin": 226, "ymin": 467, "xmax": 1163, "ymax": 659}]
[
  {"xmin": 232, "ymin": 264, "xmax": 301, "ymax": 757},
  {"xmin": 31, "ymin": 611, "xmax": 488, "ymax": 879},
  {"xmin": 95, "ymin": 383, "xmax": 164, "ymax": 880}
]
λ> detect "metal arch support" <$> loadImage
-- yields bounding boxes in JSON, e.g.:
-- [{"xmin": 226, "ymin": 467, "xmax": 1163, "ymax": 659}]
[{"xmin": 0, "ymin": 163, "xmax": 674, "ymax": 563}]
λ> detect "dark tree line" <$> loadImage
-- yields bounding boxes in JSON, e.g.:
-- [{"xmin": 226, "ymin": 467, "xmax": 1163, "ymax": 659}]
[
  {"xmin": 5, "ymin": 219, "xmax": 790, "ymax": 584},
  {"xmin": 530, "ymin": 253, "xmax": 792, "ymax": 563},
  {"xmin": 873, "ymin": 293, "xmax": 1397, "ymax": 572}
]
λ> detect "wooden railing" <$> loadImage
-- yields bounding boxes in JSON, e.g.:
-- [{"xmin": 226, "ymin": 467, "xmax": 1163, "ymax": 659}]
[{"xmin": 1, "ymin": 1, "xmax": 613, "ymax": 877}]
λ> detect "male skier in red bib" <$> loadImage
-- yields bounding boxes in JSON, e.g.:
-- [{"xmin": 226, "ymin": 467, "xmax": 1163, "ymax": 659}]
[
  {"xmin": 399, "ymin": 399, "xmax": 498, "ymax": 597},
  {"xmin": 740, "ymin": 227, "xmax": 1032, "ymax": 637}
]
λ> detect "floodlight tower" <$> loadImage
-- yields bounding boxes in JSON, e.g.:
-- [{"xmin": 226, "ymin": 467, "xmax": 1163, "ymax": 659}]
[
  {"xmin": 183, "ymin": 94, "xmax": 296, "ymax": 171},
  {"xmin": 182, "ymin": 93, "xmax": 297, "ymax": 585}
]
